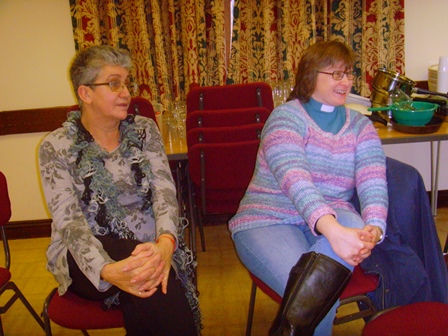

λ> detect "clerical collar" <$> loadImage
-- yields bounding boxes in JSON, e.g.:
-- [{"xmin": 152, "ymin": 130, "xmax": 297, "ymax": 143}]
[{"xmin": 307, "ymin": 97, "xmax": 335, "ymax": 113}]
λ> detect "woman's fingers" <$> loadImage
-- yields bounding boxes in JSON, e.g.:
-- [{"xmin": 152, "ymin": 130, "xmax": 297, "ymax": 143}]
[
  {"xmin": 161, "ymin": 267, "xmax": 170, "ymax": 294},
  {"xmin": 131, "ymin": 242, "xmax": 153, "ymax": 256}
]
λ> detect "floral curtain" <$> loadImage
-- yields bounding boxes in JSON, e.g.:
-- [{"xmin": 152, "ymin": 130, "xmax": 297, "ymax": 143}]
[
  {"xmin": 69, "ymin": 0, "xmax": 227, "ymax": 108},
  {"xmin": 70, "ymin": 0, "xmax": 404, "ymax": 99},
  {"xmin": 227, "ymin": 0, "xmax": 405, "ymax": 97}
]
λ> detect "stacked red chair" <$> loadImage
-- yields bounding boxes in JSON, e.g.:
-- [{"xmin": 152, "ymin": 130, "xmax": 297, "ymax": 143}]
[{"xmin": 185, "ymin": 82, "xmax": 274, "ymax": 252}]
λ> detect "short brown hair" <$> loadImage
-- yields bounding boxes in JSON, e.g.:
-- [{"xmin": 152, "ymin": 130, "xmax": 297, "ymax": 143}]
[{"xmin": 287, "ymin": 40, "xmax": 355, "ymax": 103}]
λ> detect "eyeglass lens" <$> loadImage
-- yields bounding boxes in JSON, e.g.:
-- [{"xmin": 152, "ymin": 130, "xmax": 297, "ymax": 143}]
[
  {"xmin": 333, "ymin": 71, "xmax": 355, "ymax": 80},
  {"xmin": 109, "ymin": 80, "xmax": 138, "ymax": 95}
]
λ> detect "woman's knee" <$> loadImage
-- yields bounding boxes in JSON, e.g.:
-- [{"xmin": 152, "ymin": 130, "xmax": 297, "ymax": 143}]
[{"xmin": 335, "ymin": 209, "xmax": 365, "ymax": 229}]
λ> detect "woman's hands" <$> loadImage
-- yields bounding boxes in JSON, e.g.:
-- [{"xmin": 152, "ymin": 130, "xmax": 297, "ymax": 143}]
[
  {"xmin": 316, "ymin": 215, "xmax": 377, "ymax": 266},
  {"xmin": 100, "ymin": 234, "xmax": 175, "ymax": 298}
]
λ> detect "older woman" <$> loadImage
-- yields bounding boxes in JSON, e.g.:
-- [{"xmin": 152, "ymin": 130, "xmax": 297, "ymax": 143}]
[
  {"xmin": 39, "ymin": 45, "xmax": 200, "ymax": 335},
  {"xmin": 229, "ymin": 40, "xmax": 388, "ymax": 335}
]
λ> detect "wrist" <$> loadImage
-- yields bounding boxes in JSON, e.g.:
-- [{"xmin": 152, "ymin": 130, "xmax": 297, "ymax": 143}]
[
  {"xmin": 157, "ymin": 234, "xmax": 176, "ymax": 252},
  {"xmin": 376, "ymin": 227, "xmax": 384, "ymax": 242}
]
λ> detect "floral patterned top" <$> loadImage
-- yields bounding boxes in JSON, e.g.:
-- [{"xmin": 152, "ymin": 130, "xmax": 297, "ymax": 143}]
[{"xmin": 38, "ymin": 112, "xmax": 178, "ymax": 295}]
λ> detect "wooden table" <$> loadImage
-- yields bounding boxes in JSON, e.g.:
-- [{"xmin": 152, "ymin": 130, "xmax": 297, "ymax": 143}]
[{"xmin": 375, "ymin": 121, "xmax": 448, "ymax": 215}]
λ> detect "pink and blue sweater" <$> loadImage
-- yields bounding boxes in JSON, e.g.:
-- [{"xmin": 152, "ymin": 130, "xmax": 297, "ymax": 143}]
[{"xmin": 228, "ymin": 99, "xmax": 388, "ymax": 237}]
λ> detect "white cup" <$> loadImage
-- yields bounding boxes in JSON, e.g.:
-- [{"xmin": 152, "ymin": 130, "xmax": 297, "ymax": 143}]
[{"xmin": 437, "ymin": 56, "xmax": 448, "ymax": 94}]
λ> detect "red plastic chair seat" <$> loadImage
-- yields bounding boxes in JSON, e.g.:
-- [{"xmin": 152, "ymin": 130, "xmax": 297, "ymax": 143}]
[
  {"xmin": 46, "ymin": 289, "xmax": 124, "ymax": 330},
  {"xmin": 0, "ymin": 268, "xmax": 12, "ymax": 286},
  {"xmin": 362, "ymin": 302, "xmax": 448, "ymax": 336},
  {"xmin": 340, "ymin": 265, "xmax": 379, "ymax": 300}
]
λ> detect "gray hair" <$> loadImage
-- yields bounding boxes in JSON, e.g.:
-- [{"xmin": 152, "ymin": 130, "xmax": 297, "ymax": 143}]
[{"xmin": 69, "ymin": 45, "xmax": 132, "ymax": 105}]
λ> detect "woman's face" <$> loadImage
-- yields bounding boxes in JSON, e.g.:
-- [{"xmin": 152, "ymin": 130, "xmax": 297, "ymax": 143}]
[
  {"xmin": 311, "ymin": 63, "xmax": 353, "ymax": 107},
  {"xmin": 87, "ymin": 65, "xmax": 131, "ymax": 122}
]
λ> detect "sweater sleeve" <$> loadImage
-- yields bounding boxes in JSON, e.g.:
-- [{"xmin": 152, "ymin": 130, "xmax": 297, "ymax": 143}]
[
  {"xmin": 354, "ymin": 116, "xmax": 388, "ymax": 239},
  {"xmin": 39, "ymin": 131, "xmax": 115, "ymax": 292},
  {"xmin": 138, "ymin": 117, "xmax": 179, "ymax": 247}
]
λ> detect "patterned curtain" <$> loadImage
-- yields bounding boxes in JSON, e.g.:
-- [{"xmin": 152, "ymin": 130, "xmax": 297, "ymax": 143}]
[
  {"xmin": 227, "ymin": 0, "xmax": 405, "ymax": 97},
  {"xmin": 69, "ymin": 0, "xmax": 227, "ymax": 108}
]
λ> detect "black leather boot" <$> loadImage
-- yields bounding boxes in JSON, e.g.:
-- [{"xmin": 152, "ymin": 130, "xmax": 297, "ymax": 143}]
[{"xmin": 269, "ymin": 252, "xmax": 352, "ymax": 336}]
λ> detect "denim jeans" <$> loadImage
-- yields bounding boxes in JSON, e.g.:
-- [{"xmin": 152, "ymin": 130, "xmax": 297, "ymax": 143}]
[{"xmin": 233, "ymin": 209, "xmax": 364, "ymax": 336}]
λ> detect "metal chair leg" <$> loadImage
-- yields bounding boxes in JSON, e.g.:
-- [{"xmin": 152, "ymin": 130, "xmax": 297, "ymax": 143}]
[{"xmin": 246, "ymin": 281, "xmax": 258, "ymax": 336}]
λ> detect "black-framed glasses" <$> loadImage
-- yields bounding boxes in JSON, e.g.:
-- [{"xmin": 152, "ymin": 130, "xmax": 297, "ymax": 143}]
[
  {"xmin": 86, "ymin": 80, "xmax": 139, "ymax": 96},
  {"xmin": 316, "ymin": 70, "xmax": 356, "ymax": 81}
]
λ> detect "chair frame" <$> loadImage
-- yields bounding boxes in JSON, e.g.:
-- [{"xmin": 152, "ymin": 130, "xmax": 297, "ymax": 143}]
[{"xmin": 0, "ymin": 172, "xmax": 45, "ymax": 335}]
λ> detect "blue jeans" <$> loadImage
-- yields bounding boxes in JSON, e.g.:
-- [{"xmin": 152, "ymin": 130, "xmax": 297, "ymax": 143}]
[{"xmin": 233, "ymin": 209, "xmax": 364, "ymax": 336}]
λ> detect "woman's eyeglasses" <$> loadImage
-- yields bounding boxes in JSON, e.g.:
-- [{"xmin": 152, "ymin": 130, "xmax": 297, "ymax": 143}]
[
  {"xmin": 316, "ymin": 70, "xmax": 356, "ymax": 81},
  {"xmin": 86, "ymin": 80, "xmax": 139, "ymax": 96}
]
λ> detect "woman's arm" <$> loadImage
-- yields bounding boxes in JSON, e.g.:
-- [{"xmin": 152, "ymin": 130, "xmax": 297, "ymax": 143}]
[
  {"xmin": 354, "ymin": 116, "xmax": 388, "ymax": 242},
  {"xmin": 39, "ymin": 132, "xmax": 114, "ymax": 291}
]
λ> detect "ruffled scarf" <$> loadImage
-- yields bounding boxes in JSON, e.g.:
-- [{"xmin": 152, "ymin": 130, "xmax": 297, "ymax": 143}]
[{"xmin": 64, "ymin": 111, "xmax": 152, "ymax": 238}]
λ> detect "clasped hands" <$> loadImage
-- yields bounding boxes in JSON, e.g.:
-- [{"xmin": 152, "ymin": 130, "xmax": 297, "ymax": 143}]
[
  {"xmin": 331, "ymin": 224, "xmax": 383, "ymax": 266},
  {"xmin": 100, "ymin": 235, "xmax": 175, "ymax": 298},
  {"xmin": 317, "ymin": 215, "xmax": 383, "ymax": 267}
]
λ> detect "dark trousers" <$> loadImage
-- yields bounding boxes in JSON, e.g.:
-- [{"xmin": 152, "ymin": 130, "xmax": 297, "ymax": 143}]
[{"xmin": 67, "ymin": 235, "xmax": 197, "ymax": 336}]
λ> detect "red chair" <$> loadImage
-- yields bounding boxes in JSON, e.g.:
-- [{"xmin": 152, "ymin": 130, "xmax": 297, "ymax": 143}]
[
  {"xmin": 0, "ymin": 172, "xmax": 45, "ymax": 334},
  {"xmin": 334, "ymin": 265, "xmax": 379, "ymax": 324},
  {"xmin": 186, "ymin": 82, "xmax": 274, "ymax": 113},
  {"xmin": 42, "ymin": 288, "xmax": 124, "ymax": 335},
  {"xmin": 246, "ymin": 266, "xmax": 379, "ymax": 336},
  {"xmin": 127, "ymin": 97, "xmax": 157, "ymax": 123},
  {"xmin": 188, "ymin": 140, "xmax": 260, "ymax": 216},
  {"xmin": 187, "ymin": 140, "xmax": 260, "ymax": 252},
  {"xmin": 187, "ymin": 123, "xmax": 264, "ymax": 148},
  {"xmin": 186, "ymin": 107, "xmax": 271, "ymax": 130},
  {"xmin": 362, "ymin": 302, "xmax": 448, "ymax": 336}
]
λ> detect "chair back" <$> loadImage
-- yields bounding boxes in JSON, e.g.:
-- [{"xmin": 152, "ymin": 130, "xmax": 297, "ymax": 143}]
[
  {"xmin": 186, "ymin": 82, "xmax": 274, "ymax": 113},
  {"xmin": 0, "ymin": 172, "xmax": 11, "ymax": 270},
  {"xmin": 186, "ymin": 107, "xmax": 270, "ymax": 130},
  {"xmin": 0, "ymin": 172, "xmax": 11, "ymax": 227},
  {"xmin": 127, "ymin": 97, "xmax": 157, "ymax": 122},
  {"xmin": 187, "ymin": 123, "xmax": 264, "ymax": 148},
  {"xmin": 188, "ymin": 140, "xmax": 260, "ymax": 214}
]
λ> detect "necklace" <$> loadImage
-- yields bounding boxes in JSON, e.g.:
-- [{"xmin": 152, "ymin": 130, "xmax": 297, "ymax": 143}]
[{"xmin": 64, "ymin": 111, "xmax": 153, "ymax": 239}]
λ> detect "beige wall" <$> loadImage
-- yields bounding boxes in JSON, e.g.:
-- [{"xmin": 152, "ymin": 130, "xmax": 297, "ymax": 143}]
[
  {"xmin": 1, "ymin": 0, "xmax": 448, "ymax": 221},
  {"xmin": 0, "ymin": 0, "xmax": 76, "ymax": 221}
]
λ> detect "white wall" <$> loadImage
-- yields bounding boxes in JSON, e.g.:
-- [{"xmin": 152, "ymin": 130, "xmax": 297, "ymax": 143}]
[
  {"xmin": 383, "ymin": 0, "xmax": 448, "ymax": 192},
  {"xmin": 0, "ymin": 0, "xmax": 76, "ymax": 221},
  {"xmin": 1, "ymin": 0, "xmax": 447, "ymax": 221}
]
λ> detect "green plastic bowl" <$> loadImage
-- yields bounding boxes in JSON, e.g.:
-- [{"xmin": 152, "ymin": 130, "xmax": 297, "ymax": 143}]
[{"xmin": 392, "ymin": 102, "xmax": 438, "ymax": 126}]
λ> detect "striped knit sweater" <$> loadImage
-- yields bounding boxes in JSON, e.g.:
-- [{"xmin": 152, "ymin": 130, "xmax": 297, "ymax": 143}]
[{"xmin": 228, "ymin": 99, "xmax": 388, "ymax": 237}]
